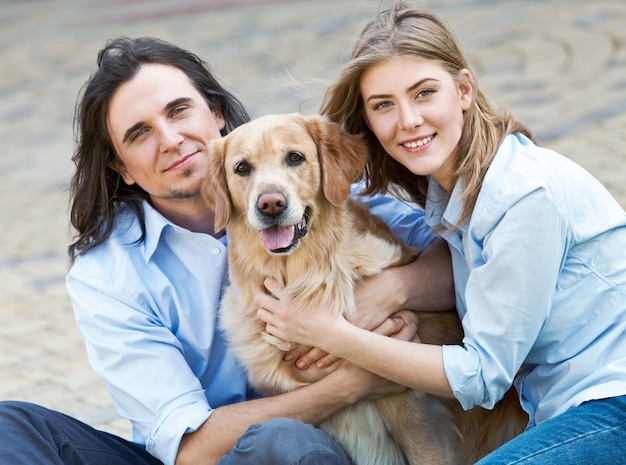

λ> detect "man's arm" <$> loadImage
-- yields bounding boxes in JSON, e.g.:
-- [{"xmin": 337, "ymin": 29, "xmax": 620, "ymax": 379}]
[
  {"xmin": 354, "ymin": 188, "xmax": 455, "ymax": 324},
  {"xmin": 354, "ymin": 238, "xmax": 455, "ymax": 327},
  {"xmin": 176, "ymin": 319, "xmax": 413, "ymax": 465}
]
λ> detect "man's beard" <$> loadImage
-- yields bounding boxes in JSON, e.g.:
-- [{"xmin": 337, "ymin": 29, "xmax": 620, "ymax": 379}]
[{"xmin": 164, "ymin": 168, "xmax": 202, "ymax": 199}]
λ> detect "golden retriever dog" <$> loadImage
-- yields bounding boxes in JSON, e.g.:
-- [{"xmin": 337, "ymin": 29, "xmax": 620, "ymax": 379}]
[{"xmin": 202, "ymin": 113, "xmax": 527, "ymax": 465}]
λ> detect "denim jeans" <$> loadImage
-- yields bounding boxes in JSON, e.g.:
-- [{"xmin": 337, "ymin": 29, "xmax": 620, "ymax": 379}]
[
  {"xmin": 477, "ymin": 395, "xmax": 626, "ymax": 465},
  {"xmin": 0, "ymin": 401, "xmax": 350, "ymax": 465},
  {"xmin": 217, "ymin": 418, "xmax": 351, "ymax": 464}
]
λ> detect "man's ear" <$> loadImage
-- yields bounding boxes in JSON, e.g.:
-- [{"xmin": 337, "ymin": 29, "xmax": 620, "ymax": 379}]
[
  {"xmin": 108, "ymin": 159, "xmax": 136, "ymax": 185},
  {"xmin": 211, "ymin": 105, "xmax": 226, "ymax": 132}
]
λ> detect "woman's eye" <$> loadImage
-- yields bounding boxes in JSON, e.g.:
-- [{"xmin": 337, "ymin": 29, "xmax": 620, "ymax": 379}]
[
  {"xmin": 373, "ymin": 101, "xmax": 392, "ymax": 111},
  {"xmin": 286, "ymin": 151, "xmax": 304, "ymax": 165},
  {"xmin": 417, "ymin": 89, "xmax": 435, "ymax": 99}
]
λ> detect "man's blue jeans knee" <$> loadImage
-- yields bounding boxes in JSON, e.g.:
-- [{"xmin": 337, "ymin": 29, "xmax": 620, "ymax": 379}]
[
  {"xmin": 217, "ymin": 418, "xmax": 351, "ymax": 465},
  {"xmin": 477, "ymin": 395, "xmax": 626, "ymax": 465},
  {"xmin": 0, "ymin": 400, "xmax": 161, "ymax": 465}
]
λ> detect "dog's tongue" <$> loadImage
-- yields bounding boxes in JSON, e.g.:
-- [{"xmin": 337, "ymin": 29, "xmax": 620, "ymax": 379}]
[{"xmin": 259, "ymin": 225, "xmax": 295, "ymax": 251}]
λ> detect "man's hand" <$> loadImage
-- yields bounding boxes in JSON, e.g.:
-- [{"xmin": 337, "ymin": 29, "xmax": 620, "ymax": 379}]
[
  {"xmin": 330, "ymin": 358, "xmax": 408, "ymax": 402},
  {"xmin": 350, "ymin": 267, "xmax": 406, "ymax": 330}
]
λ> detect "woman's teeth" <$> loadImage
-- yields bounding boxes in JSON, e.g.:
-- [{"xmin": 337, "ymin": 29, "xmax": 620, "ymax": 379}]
[{"xmin": 404, "ymin": 135, "xmax": 433, "ymax": 148}]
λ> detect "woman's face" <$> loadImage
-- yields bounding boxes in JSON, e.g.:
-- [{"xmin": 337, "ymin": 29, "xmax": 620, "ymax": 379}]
[{"xmin": 360, "ymin": 55, "xmax": 473, "ymax": 192}]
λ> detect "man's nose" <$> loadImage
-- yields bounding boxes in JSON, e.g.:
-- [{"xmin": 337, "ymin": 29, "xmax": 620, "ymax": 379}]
[{"xmin": 158, "ymin": 123, "xmax": 184, "ymax": 152}]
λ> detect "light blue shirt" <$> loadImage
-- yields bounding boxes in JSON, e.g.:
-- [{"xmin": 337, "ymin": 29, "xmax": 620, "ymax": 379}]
[
  {"xmin": 66, "ymin": 192, "xmax": 434, "ymax": 465},
  {"xmin": 430, "ymin": 133, "xmax": 626, "ymax": 427}
]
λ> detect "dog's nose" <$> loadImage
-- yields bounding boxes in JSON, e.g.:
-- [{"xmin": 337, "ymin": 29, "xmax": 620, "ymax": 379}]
[{"xmin": 257, "ymin": 191, "xmax": 287, "ymax": 216}]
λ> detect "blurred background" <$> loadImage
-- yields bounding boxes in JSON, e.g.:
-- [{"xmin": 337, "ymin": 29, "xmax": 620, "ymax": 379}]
[{"xmin": 1, "ymin": 0, "xmax": 625, "ymax": 438}]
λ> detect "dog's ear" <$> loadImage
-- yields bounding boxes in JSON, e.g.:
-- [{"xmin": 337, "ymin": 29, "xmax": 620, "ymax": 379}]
[
  {"xmin": 203, "ymin": 137, "xmax": 232, "ymax": 232},
  {"xmin": 306, "ymin": 115, "xmax": 368, "ymax": 206}
]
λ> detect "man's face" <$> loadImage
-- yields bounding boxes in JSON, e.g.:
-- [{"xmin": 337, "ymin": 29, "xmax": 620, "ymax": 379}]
[{"xmin": 107, "ymin": 63, "xmax": 225, "ymax": 210}]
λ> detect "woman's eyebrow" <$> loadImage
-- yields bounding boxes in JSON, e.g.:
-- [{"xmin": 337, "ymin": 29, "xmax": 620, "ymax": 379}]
[
  {"xmin": 407, "ymin": 78, "xmax": 439, "ymax": 93},
  {"xmin": 365, "ymin": 78, "xmax": 439, "ymax": 103}
]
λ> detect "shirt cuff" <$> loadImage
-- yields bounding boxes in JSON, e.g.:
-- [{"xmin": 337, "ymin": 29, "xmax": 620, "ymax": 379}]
[
  {"xmin": 146, "ymin": 401, "xmax": 212, "ymax": 465},
  {"xmin": 442, "ymin": 344, "xmax": 489, "ymax": 411}
]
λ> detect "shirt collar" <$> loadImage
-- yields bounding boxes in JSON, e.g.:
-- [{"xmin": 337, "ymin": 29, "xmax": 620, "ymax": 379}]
[
  {"xmin": 142, "ymin": 200, "xmax": 173, "ymax": 263},
  {"xmin": 141, "ymin": 200, "xmax": 228, "ymax": 263},
  {"xmin": 424, "ymin": 176, "xmax": 466, "ymax": 232}
]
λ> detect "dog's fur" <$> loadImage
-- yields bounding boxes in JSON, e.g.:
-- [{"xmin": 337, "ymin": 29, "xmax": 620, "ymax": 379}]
[{"xmin": 203, "ymin": 113, "xmax": 527, "ymax": 465}]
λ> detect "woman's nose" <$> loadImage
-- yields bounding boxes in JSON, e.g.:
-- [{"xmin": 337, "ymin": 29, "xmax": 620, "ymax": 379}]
[{"xmin": 398, "ymin": 104, "xmax": 424, "ymax": 131}]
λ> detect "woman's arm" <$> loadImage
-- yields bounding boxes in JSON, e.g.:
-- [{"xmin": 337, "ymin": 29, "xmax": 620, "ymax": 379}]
[
  {"xmin": 286, "ymin": 239, "xmax": 454, "ymax": 370},
  {"xmin": 259, "ymin": 188, "xmax": 569, "ymax": 412},
  {"xmin": 257, "ymin": 278, "xmax": 453, "ymax": 398}
]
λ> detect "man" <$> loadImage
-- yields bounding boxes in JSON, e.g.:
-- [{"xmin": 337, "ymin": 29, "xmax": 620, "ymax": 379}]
[{"xmin": 0, "ymin": 37, "xmax": 453, "ymax": 465}]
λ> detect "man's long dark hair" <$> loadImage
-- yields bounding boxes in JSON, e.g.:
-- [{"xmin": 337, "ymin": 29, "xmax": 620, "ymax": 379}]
[{"xmin": 69, "ymin": 37, "xmax": 250, "ymax": 263}]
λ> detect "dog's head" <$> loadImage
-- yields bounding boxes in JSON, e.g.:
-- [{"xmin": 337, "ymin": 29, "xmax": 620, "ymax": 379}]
[{"xmin": 202, "ymin": 113, "xmax": 368, "ymax": 254}]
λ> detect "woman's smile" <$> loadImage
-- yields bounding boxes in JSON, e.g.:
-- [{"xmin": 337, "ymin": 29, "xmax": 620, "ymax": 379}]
[
  {"xmin": 361, "ymin": 55, "xmax": 472, "ymax": 190},
  {"xmin": 401, "ymin": 134, "xmax": 435, "ymax": 150}
]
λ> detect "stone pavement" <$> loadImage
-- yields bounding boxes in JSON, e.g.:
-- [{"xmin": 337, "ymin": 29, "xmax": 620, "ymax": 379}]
[{"xmin": 1, "ymin": 0, "xmax": 625, "ymax": 441}]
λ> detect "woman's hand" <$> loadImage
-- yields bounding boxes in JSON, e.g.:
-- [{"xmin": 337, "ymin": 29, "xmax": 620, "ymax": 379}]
[
  {"xmin": 281, "ymin": 266, "xmax": 417, "ymax": 369},
  {"xmin": 283, "ymin": 345, "xmax": 337, "ymax": 370},
  {"xmin": 256, "ymin": 277, "xmax": 338, "ymax": 349},
  {"xmin": 280, "ymin": 269, "xmax": 405, "ymax": 370},
  {"xmin": 257, "ymin": 277, "xmax": 415, "ymax": 369}
]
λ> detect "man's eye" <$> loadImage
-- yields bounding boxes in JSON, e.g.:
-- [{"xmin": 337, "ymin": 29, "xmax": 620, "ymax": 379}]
[
  {"xmin": 130, "ymin": 128, "xmax": 147, "ymax": 142},
  {"xmin": 234, "ymin": 161, "xmax": 251, "ymax": 176},
  {"xmin": 171, "ymin": 105, "xmax": 188, "ymax": 116},
  {"xmin": 286, "ymin": 151, "xmax": 304, "ymax": 165}
]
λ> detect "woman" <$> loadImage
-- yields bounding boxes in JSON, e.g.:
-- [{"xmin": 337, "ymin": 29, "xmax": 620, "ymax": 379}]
[{"xmin": 257, "ymin": 3, "xmax": 626, "ymax": 463}]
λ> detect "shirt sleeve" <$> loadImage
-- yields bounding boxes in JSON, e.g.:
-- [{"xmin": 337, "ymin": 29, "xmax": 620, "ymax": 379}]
[
  {"xmin": 443, "ymin": 188, "xmax": 569, "ymax": 410},
  {"xmin": 66, "ymin": 264, "xmax": 211, "ymax": 465},
  {"xmin": 351, "ymin": 184, "xmax": 437, "ymax": 250}
]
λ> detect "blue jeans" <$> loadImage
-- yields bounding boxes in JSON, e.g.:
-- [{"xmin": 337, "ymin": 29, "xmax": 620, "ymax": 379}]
[
  {"xmin": 0, "ymin": 401, "xmax": 350, "ymax": 465},
  {"xmin": 216, "ymin": 418, "xmax": 351, "ymax": 464},
  {"xmin": 477, "ymin": 395, "xmax": 626, "ymax": 464}
]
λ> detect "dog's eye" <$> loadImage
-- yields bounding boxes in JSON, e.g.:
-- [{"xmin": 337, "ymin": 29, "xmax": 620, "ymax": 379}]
[
  {"xmin": 287, "ymin": 151, "xmax": 304, "ymax": 165},
  {"xmin": 234, "ymin": 161, "xmax": 251, "ymax": 176}
]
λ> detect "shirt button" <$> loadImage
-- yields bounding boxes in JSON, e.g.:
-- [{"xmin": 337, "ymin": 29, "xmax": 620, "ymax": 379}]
[{"xmin": 212, "ymin": 248, "xmax": 220, "ymax": 255}]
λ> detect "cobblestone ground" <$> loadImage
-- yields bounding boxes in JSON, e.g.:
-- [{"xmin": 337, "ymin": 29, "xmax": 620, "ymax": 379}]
[{"xmin": 1, "ymin": 0, "xmax": 625, "ymax": 439}]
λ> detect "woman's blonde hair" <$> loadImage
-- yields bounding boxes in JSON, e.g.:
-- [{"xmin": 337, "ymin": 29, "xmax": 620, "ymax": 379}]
[{"xmin": 320, "ymin": 2, "xmax": 532, "ymax": 228}]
